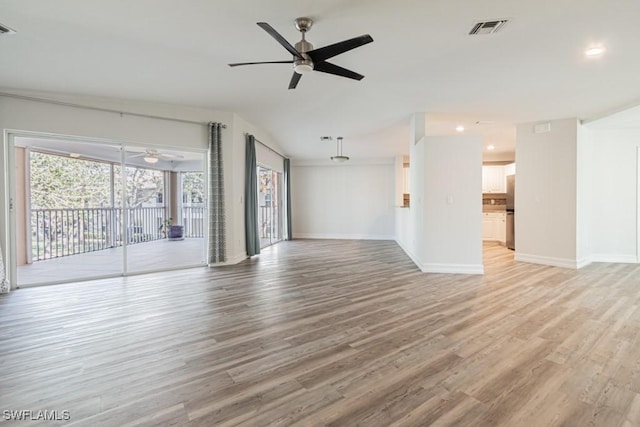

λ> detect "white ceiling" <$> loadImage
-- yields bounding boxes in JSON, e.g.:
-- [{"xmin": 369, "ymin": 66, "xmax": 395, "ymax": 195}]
[
  {"xmin": 15, "ymin": 136, "xmax": 204, "ymax": 171},
  {"xmin": 1, "ymin": 0, "xmax": 639, "ymax": 160}
]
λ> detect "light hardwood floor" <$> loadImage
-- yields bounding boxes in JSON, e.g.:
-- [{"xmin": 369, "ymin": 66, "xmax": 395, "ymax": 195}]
[{"xmin": 1, "ymin": 240, "xmax": 640, "ymax": 426}]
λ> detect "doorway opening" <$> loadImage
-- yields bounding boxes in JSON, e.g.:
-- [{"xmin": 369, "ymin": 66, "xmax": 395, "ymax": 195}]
[{"xmin": 481, "ymin": 162, "xmax": 516, "ymax": 266}]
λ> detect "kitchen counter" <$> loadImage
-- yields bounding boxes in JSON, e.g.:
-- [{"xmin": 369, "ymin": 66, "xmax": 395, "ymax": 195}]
[{"xmin": 482, "ymin": 206, "xmax": 506, "ymax": 213}]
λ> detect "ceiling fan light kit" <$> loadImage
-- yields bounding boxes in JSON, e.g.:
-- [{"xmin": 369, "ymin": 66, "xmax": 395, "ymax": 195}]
[
  {"xmin": 229, "ymin": 17, "xmax": 373, "ymax": 89},
  {"xmin": 129, "ymin": 149, "xmax": 183, "ymax": 164},
  {"xmin": 143, "ymin": 155, "xmax": 159, "ymax": 164}
]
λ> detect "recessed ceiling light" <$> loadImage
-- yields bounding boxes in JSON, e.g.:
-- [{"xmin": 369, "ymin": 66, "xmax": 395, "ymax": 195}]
[
  {"xmin": 585, "ymin": 45, "xmax": 605, "ymax": 57},
  {"xmin": 487, "ymin": 145, "xmax": 496, "ymax": 151},
  {"xmin": 69, "ymin": 153, "xmax": 81, "ymax": 158},
  {"xmin": 455, "ymin": 125, "xmax": 465, "ymax": 132}
]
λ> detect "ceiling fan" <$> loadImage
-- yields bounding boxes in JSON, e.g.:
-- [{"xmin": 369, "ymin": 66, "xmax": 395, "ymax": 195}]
[
  {"xmin": 129, "ymin": 149, "xmax": 183, "ymax": 164},
  {"xmin": 228, "ymin": 17, "xmax": 373, "ymax": 89}
]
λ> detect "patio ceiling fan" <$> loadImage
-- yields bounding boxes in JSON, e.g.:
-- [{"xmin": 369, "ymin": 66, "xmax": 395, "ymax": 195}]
[
  {"xmin": 228, "ymin": 17, "xmax": 374, "ymax": 89},
  {"xmin": 129, "ymin": 149, "xmax": 184, "ymax": 164}
]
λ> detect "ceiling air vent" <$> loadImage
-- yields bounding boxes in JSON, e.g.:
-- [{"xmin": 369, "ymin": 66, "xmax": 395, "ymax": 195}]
[
  {"xmin": 469, "ymin": 20, "xmax": 508, "ymax": 35},
  {"xmin": 0, "ymin": 22, "xmax": 16, "ymax": 35}
]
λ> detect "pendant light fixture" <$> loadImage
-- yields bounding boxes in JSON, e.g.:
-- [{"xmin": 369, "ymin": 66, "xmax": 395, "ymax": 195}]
[{"xmin": 330, "ymin": 136, "xmax": 349, "ymax": 163}]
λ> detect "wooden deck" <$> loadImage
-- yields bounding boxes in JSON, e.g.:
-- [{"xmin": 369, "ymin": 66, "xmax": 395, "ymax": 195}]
[
  {"xmin": 17, "ymin": 238, "xmax": 205, "ymax": 286},
  {"xmin": 2, "ymin": 240, "xmax": 640, "ymax": 425}
]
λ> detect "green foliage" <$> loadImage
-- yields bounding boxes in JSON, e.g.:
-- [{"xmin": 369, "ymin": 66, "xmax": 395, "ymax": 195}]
[
  {"xmin": 30, "ymin": 152, "xmax": 165, "ymax": 209},
  {"xmin": 30, "ymin": 152, "xmax": 111, "ymax": 209},
  {"xmin": 114, "ymin": 165, "xmax": 164, "ymax": 208},
  {"xmin": 182, "ymin": 172, "xmax": 204, "ymax": 204}
]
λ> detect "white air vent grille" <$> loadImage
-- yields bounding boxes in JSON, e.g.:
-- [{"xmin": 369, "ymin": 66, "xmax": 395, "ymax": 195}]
[
  {"xmin": 0, "ymin": 22, "xmax": 16, "ymax": 35},
  {"xmin": 469, "ymin": 20, "xmax": 508, "ymax": 35},
  {"xmin": 534, "ymin": 122, "xmax": 551, "ymax": 134}
]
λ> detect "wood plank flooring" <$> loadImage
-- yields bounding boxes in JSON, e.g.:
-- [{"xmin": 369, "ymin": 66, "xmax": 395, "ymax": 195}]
[{"xmin": 1, "ymin": 240, "xmax": 640, "ymax": 426}]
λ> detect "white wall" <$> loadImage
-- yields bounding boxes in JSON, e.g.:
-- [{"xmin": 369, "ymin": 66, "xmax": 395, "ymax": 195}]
[
  {"xmin": 406, "ymin": 137, "xmax": 426, "ymax": 263},
  {"xmin": 421, "ymin": 135, "xmax": 483, "ymax": 274},
  {"xmin": 396, "ymin": 114, "xmax": 426, "ymax": 265},
  {"xmin": 583, "ymin": 127, "xmax": 640, "ymax": 262},
  {"xmin": 395, "ymin": 114, "xmax": 483, "ymax": 274},
  {"xmin": 0, "ymin": 91, "xmax": 283, "ymax": 287},
  {"xmin": 576, "ymin": 123, "xmax": 594, "ymax": 265},
  {"xmin": 394, "ymin": 156, "xmax": 404, "ymax": 207},
  {"xmin": 395, "ymin": 135, "xmax": 484, "ymax": 274},
  {"xmin": 515, "ymin": 118, "xmax": 579, "ymax": 268},
  {"xmin": 291, "ymin": 162, "xmax": 395, "ymax": 240}
]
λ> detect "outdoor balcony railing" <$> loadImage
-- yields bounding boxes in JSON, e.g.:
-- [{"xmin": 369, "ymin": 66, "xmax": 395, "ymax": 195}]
[
  {"xmin": 181, "ymin": 206, "xmax": 206, "ymax": 238},
  {"xmin": 31, "ymin": 206, "xmax": 205, "ymax": 261}
]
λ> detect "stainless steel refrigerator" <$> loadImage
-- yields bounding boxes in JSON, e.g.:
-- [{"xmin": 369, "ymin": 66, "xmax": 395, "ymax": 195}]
[{"xmin": 506, "ymin": 175, "xmax": 515, "ymax": 250}]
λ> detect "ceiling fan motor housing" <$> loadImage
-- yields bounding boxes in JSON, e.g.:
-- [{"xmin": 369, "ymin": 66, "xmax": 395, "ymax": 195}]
[{"xmin": 294, "ymin": 39, "xmax": 314, "ymax": 72}]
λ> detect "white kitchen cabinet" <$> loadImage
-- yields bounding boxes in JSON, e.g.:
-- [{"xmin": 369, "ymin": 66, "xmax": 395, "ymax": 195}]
[
  {"xmin": 496, "ymin": 212, "xmax": 506, "ymax": 243},
  {"xmin": 482, "ymin": 212, "xmax": 506, "ymax": 243},
  {"xmin": 482, "ymin": 213, "xmax": 496, "ymax": 240},
  {"xmin": 482, "ymin": 166, "xmax": 506, "ymax": 193},
  {"xmin": 504, "ymin": 162, "xmax": 516, "ymax": 177}
]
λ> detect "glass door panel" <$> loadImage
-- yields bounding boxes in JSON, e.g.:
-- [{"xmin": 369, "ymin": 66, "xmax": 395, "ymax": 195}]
[
  {"xmin": 258, "ymin": 167, "xmax": 283, "ymax": 248},
  {"xmin": 123, "ymin": 147, "xmax": 206, "ymax": 273},
  {"xmin": 16, "ymin": 137, "xmax": 124, "ymax": 286}
]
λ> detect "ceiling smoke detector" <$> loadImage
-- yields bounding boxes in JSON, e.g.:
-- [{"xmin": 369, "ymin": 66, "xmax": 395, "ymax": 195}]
[
  {"xmin": 469, "ymin": 20, "xmax": 509, "ymax": 35},
  {"xmin": 0, "ymin": 22, "xmax": 16, "ymax": 35}
]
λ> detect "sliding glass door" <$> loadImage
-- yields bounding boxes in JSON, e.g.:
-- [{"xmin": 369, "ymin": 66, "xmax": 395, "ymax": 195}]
[
  {"xmin": 14, "ymin": 135, "xmax": 207, "ymax": 287},
  {"xmin": 257, "ymin": 166, "xmax": 283, "ymax": 248},
  {"xmin": 123, "ymin": 147, "xmax": 207, "ymax": 274},
  {"xmin": 17, "ymin": 139, "xmax": 124, "ymax": 286}
]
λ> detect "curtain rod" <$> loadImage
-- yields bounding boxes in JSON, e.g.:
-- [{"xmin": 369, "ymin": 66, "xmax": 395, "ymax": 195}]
[
  {"xmin": 0, "ymin": 92, "xmax": 226, "ymax": 128},
  {"xmin": 254, "ymin": 137, "xmax": 287, "ymax": 159}
]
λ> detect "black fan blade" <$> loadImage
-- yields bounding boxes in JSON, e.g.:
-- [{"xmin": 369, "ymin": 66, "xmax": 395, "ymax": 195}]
[
  {"xmin": 313, "ymin": 61, "xmax": 364, "ymax": 81},
  {"xmin": 288, "ymin": 72, "xmax": 302, "ymax": 90},
  {"xmin": 257, "ymin": 22, "xmax": 303, "ymax": 59},
  {"xmin": 307, "ymin": 35, "xmax": 373, "ymax": 62},
  {"xmin": 229, "ymin": 60, "xmax": 293, "ymax": 67}
]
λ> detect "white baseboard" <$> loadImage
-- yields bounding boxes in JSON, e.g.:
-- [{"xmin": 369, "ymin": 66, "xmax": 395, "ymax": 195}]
[
  {"xmin": 420, "ymin": 263, "xmax": 484, "ymax": 275},
  {"xmin": 516, "ymin": 253, "xmax": 639, "ymax": 269},
  {"xmin": 515, "ymin": 253, "xmax": 579, "ymax": 269},
  {"xmin": 395, "ymin": 238, "xmax": 422, "ymax": 270},
  {"xmin": 576, "ymin": 257, "xmax": 592, "ymax": 269},
  {"xmin": 590, "ymin": 254, "xmax": 638, "ymax": 264},
  {"xmin": 293, "ymin": 233, "xmax": 394, "ymax": 241},
  {"xmin": 395, "ymin": 239, "xmax": 484, "ymax": 275}
]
